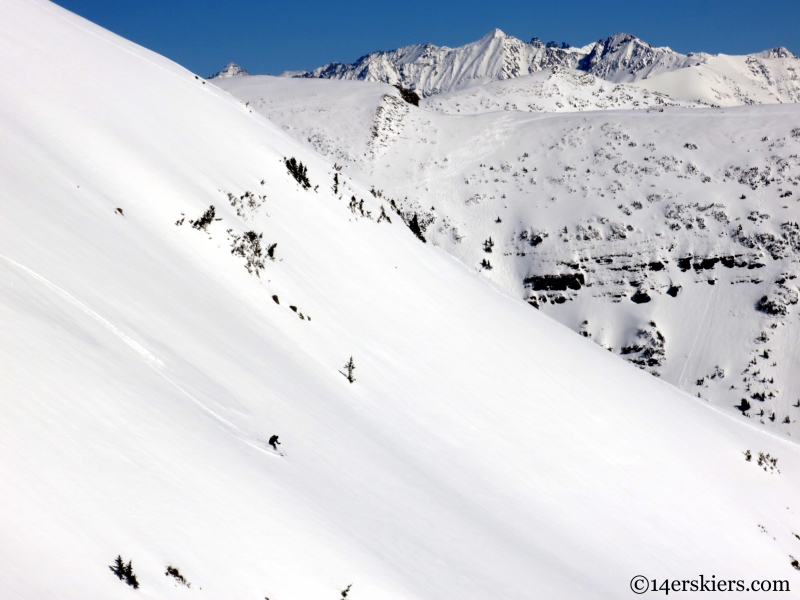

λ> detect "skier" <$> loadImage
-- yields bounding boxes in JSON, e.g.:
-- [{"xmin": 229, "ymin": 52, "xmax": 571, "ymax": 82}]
[{"xmin": 268, "ymin": 435, "xmax": 280, "ymax": 451}]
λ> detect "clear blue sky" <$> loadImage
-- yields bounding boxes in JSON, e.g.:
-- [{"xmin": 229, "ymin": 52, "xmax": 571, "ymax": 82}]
[{"xmin": 54, "ymin": 0, "xmax": 799, "ymax": 77}]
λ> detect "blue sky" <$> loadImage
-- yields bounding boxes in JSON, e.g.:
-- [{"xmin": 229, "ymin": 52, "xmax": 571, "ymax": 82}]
[{"xmin": 54, "ymin": 0, "xmax": 799, "ymax": 77}]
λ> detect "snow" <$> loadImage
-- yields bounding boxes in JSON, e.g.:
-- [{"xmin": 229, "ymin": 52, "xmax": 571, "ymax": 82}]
[
  {"xmin": 275, "ymin": 29, "xmax": 800, "ymax": 107},
  {"xmin": 281, "ymin": 29, "xmax": 590, "ymax": 96},
  {"xmin": 5, "ymin": 1, "xmax": 800, "ymax": 598},
  {"xmin": 420, "ymin": 67, "xmax": 704, "ymax": 115},
  {"xmin": 209, "ymin": 62, "xmax": 250, "ymax": 79},
  {"xmin": 633, "ymin": 52, "xmax": 800, "ymax": 106},
  {"xmin": 220, "ymin": 74, "xmax": 800, "ymax": 441}
]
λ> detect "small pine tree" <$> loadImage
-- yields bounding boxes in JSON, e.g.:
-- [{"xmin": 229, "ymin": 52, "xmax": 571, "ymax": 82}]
[
  {"xmin": 110, "ymin": 555, "xmax": 126, "ymax": 580},
  {"xmin": 341, "ymin": 584, "xmax": 353, "ymax": 598},
  {"xmin": 332, "ymin": 172, "xmax": 340, "ymax": 195},
  {"xmin": 344, "ymin": 357, "xmax": 356, "ymax": 383},
  {"xmin": 285, "ymin": 157, "xmax": 311, "ymax": 189},
  {"xmin": 109, "ymin": 555, "xmax": 139, "ymax": 589},
  {"xmin": 407, "ymin": 213, "xmax": 426, "ymax": 242},
  {"xmin": 483, "ymin": 237, "xmax": 494, "ymax": 253},
  {"xmin": 481, "ymin": 258, "xmax": 493, "ymax": 270}
]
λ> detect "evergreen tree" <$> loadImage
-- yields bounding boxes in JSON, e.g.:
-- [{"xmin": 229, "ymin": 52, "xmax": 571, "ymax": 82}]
[
  {"xmin": 344, "ymin": 357, "xmax": 356, "ymax": 383},
  {"xmin": 110, "ymin": 555, "xmax": 126, "ymax": 580},
  {"xmin": 407, "ymin": 213, "xmax": 426, "ymax": 242},
  {"xmin": 285, "ymin": 157, "xmax": 311, "ymax": 189},
  {"xmin": 109, "ymin": 555, "xmax": 140, "ymax": 589}
]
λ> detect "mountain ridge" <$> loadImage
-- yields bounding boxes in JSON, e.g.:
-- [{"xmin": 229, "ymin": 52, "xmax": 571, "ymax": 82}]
[{"xmin": 249, "ymin": 29, "xmax": 798, "ymax": 98}]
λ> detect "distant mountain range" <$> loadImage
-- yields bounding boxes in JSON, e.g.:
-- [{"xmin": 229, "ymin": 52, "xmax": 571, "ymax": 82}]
[{"xmin": 212, "ymin": 30, "xmax": 800, "ymax": 105}]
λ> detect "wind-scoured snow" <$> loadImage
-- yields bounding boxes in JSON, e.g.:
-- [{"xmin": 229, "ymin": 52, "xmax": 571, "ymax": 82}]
[{"xmin": 6, "ymin": 1, "xmax": 800, "ymax": 599}]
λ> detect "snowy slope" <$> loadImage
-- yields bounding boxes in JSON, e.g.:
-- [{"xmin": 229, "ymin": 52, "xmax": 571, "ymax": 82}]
[
  {"xmin": 7, "ymin": 1, "xmax": 800, "ymax": 599},
  {"xmin": 220, "ymin": 75, "xmax": 800, "ymax": 440},
  {"xmin": 420, "ymin": 67, "xmax": 704, "ymax": 115},
  {"xmin": 633, "ymin": 49, "xmax": 800, "ymax": 106}
]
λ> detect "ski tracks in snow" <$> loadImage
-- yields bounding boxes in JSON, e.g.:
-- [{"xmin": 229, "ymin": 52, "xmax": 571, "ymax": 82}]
[
  {"xmin": 0, "ymin": 254, "xmax": 164, "ymax": 367},
  {"xmin": 0, "ymin": 254, "xmax": 262, "ymax": 446}
]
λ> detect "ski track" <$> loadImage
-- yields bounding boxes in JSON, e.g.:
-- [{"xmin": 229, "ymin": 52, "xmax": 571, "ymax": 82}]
[{"xmin": 0, "ymin": 253, "xmax": 254, "ymax": 441}]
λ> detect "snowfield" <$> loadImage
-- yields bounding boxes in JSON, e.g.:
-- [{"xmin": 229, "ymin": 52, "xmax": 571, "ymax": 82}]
[
  {"xmin": 421, "ymin": 67, "xmax": 704, "ymax": 115},
  {"xmin": 4, "ymin": 1, "xmax": 800, "ymax": 599},
  {"xmin": 633, "ymin": 49, "xmax": 800, "ymax": 106},
  {"xmin": 219, "ymin": 75, "xmax": 800, "ymax": 441}
]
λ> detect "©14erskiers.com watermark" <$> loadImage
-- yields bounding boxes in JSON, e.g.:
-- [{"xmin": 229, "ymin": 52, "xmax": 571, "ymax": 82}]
[{"xmin": 630, "ymin": 575, "xmax": 791, "ymax": 594}]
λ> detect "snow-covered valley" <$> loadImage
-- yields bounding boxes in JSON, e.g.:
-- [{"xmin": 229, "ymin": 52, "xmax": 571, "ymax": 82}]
[
  {"xmin": 218, "ymin": 75, "xmax": 800, "ymax": 440},
  {"xmin": 5, "ymin": 1, "xmax": 800, "ymax": 598}
]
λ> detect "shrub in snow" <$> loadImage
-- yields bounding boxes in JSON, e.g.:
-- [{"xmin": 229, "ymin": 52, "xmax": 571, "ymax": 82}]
[
  {"xmin": 407, "ymin": 213, "xmax": 426, "ymax": 242},
  {"xmin": 285, "ymin": 157, "xmax": 311, "ymax": 189},
  {"xmin": 341, "ymin": 584, "xmax": 353, "ymax": 598},
  {"xmin": 377, "ymin": 205, "xmax": 392, "ymax": 223},
  {"xmin": 165, "ymin": 565, "xmax": 190, "ymax": 587},
  {"xmin": 228, "ymin": 229, "xmax": 273, "ymax": 277},
  {"xmin": 190, "ymin": 205, "xmax": 220, "ymax": 232},
  {"xmin": 227, "ymin": 190, "xmax": 265, "ymax": 220},
  {"xmin": 343, "ymin": 357, "xmax": 356, "ymax": 383},
  {"xmin": 109, "ymin": 555, "xmax": 139, "ymax": 589},
  {"xmin": 394, "ymin": 84, "xmax": 420, "ymax": 106}
]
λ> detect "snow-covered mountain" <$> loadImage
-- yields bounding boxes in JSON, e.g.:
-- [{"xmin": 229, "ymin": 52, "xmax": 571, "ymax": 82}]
[
  {"xmin": 210, "ymin": 61, "xmax": 249, "ymax": 78},
  {"xmin": 422, "ymin": 66, "xmax": 704, "ymax": 114},
  {"xmin": 219, "ymin": 75, "xmax": 800, "ymax": 439},
  {"xmin": 575, "ymin": 32, "xmax": 707, "ymax": 83},
  {"xmin": 633, "ymin": 48, "xmax": 800, "ymax": 106},
  {"xmin": 281, "ymin": 29, "xmax": 590, "ymax": 96},
  {"xmin": 268, "ymin": 29, "xmax": 800, "ymax": 106},
  {"xmin": 9, "ymin": 1, "xmax": 800, "ymax": 598}
]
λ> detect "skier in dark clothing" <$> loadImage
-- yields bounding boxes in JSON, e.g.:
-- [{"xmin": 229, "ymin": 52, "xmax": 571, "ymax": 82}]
[{"xmin": 268, "ymin": 435, "xmax": 280, "ymax": 450}]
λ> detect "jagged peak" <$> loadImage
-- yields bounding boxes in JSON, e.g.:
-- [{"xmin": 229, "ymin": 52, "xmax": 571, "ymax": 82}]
[
  {"xmin": 753, "ymin": 47, "xmax": 796, "ymax": 59},
  {"xmin": 209, "ymin": 63, "xmax": 249, "ymax": 79}
]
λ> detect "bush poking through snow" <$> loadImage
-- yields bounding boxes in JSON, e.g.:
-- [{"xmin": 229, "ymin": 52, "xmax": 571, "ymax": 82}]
[
  {"xmin": 285, "ymin": 157, "xmax": 311, "ymax": 189},
  {"xmin": 109, "ymin": 555, "xmax": 139, "ymax": 589},
  {"xmin": 343, "ymin": 357, "xmax": 356, "ymax": 383},
  {"xmin": 394, "ymin": 84, "xmax": 420, "ymax": 106},
  {"xmin": 377, "ymin": 205, "xmax": 392, "ymax": 223},
  {"xmin": 228, "ymin": 229, "xmax": 271, "ymax": 276},
  {"xmin": 190, "ymin": 205, "xmax": 220, "ymax": 232},
  {"xmin": 165, "ymin": 565, "xmax": 190, "ymax": 587},
  {"xmin": 407, "ymin": 213, "xmax": 426, "ymax": 242},
  {"xmin": 341, "ymin": 584, "xmax": 353, "ymax": 598},
  {"xmin": 757, "ymin": 452, "xmax": 780, "ymax": 473},
  {"xmin": 227, "ymin": 191, "xmax": 265, "ymax": 220}
]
